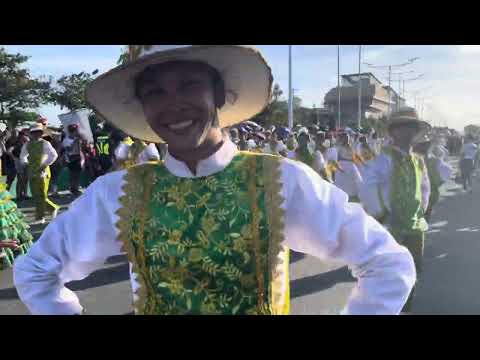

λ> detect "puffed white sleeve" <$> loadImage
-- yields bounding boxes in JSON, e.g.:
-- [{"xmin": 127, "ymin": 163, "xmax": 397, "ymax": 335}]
[
  {"xmin": 313, "ymin": 150, "xmax": 326, "ymax": 172},
  {"xmin": 20, "ymin": 143, "xmax": 29, "ymax": 165},
  {"xmin": 42, "ymin": 141, "xmax": 58, "ymax": 167},
  {"xmin": 357, "ymin": 155, "xmax": 390, "ymax": 218},
  {"xmin": 421, "ymin": 163, "xmax": 431, "ymax": 212},
  {"xmin": 114, "ymin": 143, "xmax": 129, "ymax": 161},
  {"xmin": 145, "ymin": 143, "xmax": 160, "ymax": 161},
  {"xmin": 13, "ymin": 174, "xmax": 124, "ymax": 315},
  {"xmin": 436, "ymin": 158, "xmax": 453, "ymax": 183},
  {"xmin": 281, "ymin": 160, "xmax": 416, "ymax": 315}
]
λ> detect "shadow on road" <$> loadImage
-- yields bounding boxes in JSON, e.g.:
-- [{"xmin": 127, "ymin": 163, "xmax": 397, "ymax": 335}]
[
  {"xmin": 66, "ymin": 263, "xmax": 130, "ymax": 291},
  {"xmin": 291, "ymin": 266, "xmax": 356, "ymax": 299},
  {"xmin": 0, "ymin": 262, "xmax": 130, "ymax": 300},
  {"xmin": 290, "ymin": 251, "xmax": 306, "ymax": 264},
  {"xmin": 414, "ymin": 179, "xmax": 480, "ymax": 314},
  {"xmin": 0, "ymin": 287, "xmax": 18, "ymax": 301}
]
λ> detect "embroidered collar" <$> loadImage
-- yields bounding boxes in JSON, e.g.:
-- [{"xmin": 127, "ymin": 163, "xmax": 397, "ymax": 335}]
[{"xmin": 164, "ymin": 138, "xmax": 238, "ymax": 178}]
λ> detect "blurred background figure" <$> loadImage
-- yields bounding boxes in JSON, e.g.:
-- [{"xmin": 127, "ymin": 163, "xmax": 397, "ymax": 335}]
[{"xmin": 62, "ymin": 124, "xmax": 87, "ymax": 196}]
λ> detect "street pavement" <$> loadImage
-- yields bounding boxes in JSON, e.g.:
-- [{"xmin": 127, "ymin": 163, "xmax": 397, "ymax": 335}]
[{"xmin": 0, "ymin": 158, "xmax": 478, "ymax": 315}]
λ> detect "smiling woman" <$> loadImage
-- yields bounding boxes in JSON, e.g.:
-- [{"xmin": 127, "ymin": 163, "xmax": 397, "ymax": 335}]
[{"xmin": 134, "ymin": 61, "xmax": 226, "ymax": 160}]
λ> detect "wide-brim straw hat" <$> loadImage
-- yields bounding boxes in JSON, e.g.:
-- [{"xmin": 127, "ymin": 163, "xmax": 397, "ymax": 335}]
[
  {"xmin": 387, "ymin": 107, "xmax": 431, "ymax": 136},
  {"xmin": 30, "ymin": 123, "xmax": 44, "ymax": 133},
  {"xmin": 86, "ymin": 45, "xmax": 273, "ymax": 143}
]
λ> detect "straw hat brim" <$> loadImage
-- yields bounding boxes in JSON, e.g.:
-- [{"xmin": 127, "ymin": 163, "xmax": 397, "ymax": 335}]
[
  {"xmin": 86, "ymin": 45, "xmax": 273, "ymax": 143},
  {"xmin": 387, "ymin": 116, "xmax": 431, "ymax": 134}
]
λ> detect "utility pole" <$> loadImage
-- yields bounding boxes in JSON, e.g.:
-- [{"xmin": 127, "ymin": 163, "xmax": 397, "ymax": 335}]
[
  {"xmin": 363, "ymin": 57, "xmax": 420, "ymax": 118},
  {"xmin": 337, "ymin": 45, "xmax": 341, "ymax": 129},
  {"xmin": 357, "ymin": 45, "xmax": 362, "ymax": 129},
  {"xmin": 288, "ymin": 45, "xmax": 293, "ymax": 130},
  {"xmin": 388, "ymin": 65, "xmax": 392, "ymax": 115}
]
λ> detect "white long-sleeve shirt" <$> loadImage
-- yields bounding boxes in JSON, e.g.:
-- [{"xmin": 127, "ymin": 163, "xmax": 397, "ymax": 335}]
[
  {"xmin": 20, "ymin": 139, "xmax": 58, "ymax": 169},
  {"xmin": 359, "ymin": 147, "xmax": 431, "ymax": 221},
  {"xmin": 14, "ymin": 139, "xmax": 415, "ymax": 315}
]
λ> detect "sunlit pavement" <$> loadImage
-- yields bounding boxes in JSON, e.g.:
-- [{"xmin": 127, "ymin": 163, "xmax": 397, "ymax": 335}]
[{"xmin": 0, "ymin": 159, "xmax": 477, "ymax": 315}]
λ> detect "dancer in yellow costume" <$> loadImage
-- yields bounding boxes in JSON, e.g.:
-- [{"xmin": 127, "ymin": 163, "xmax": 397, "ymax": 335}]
[
  {"xmin": 15, "ymin": 45, "xmax": 415, "ymax": 315},
  {"xmin": 20, "ymin": 124, "xmax": 59, "ymax": 225}
]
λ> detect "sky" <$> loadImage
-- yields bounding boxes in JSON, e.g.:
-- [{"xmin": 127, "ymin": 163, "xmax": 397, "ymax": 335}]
[{"xmin": 3, "ymin": 44, "xmax": 480, "ymax": 131}]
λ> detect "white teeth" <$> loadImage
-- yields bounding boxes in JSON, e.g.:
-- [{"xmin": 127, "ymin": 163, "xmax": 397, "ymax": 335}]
[{"xmin": 168, "ymin": 120, "xmax": 193, "ymax": 130}]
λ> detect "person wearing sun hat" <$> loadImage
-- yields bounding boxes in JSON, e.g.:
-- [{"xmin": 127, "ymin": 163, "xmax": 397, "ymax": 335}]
[
  {"xmin": 358, "ymin": 106, "xmax": 431, "ymax": 313},
  {"xmin": 14, "ymin": 45, "xmax": 414, "ymax": 315},
  {"xmin": 334, "ymin": 132, "xmax": 364, "ymax": 203},
  {"xmin": 287, "ymin": 127, "xmax": 328, "ymax": 180},
  {"xmin": 413, "ymin": 134, "xmax": 453, "ymax": 222},
  {"xmin": 19, "ymin": 123, "xmax": 59, "ymax": 225}
]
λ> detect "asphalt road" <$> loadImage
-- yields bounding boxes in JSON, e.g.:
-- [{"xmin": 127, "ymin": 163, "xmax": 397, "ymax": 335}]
[{"xmin": 1, "ymin": 158, "xmax": 477, "ymax": 315}]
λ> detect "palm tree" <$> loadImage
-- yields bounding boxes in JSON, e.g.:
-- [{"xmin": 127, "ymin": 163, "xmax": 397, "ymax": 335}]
[{"xmin": 117, "ymin": 45, "xmax": 153, "ymax": 65}]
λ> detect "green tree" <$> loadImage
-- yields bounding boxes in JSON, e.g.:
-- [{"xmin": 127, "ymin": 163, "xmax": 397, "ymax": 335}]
[
  {"xmin": 117, "ymin": 45, "xmax": 153, "ymax": 65},
  {"xmin": 4, "ymin": 110, "xmax": 40, "ymax": 129},
  {"xmin": 250, "ymin": 83, "xmax": 288, "ymax": 128},
  {"xmin": 464, "ymin": 124, "xmax": 480, "ymax": 137},
  {"xmin": 49, "ymin": 70, "xmax": 99, "ymax": 112},
  {"xmin": 0, "ymin": 47, "xmax": 51, "ymax": 128}
]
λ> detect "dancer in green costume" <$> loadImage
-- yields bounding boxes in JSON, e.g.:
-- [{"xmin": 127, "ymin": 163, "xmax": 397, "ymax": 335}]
[
  {"xmin": 359, "ymin": 107, "xmax": 431, "ymax": 313},
  {"xmin": 14, "ymin": 46, "xmax": 416, "ymax": 315},
  {"xmin": 20, "ymin": 124, "xmax": 59, "ymax": 225}
]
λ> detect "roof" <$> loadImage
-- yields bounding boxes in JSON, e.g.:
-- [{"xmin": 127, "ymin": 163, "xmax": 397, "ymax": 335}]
[{"xmin": 341, "ymin": 72, "xmax": 383, "ymax": 85}]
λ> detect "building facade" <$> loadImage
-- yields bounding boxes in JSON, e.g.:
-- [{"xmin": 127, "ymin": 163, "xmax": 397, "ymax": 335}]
[{"xmin": 324, "ymin": 73, "xmax": 405, "ymax": 127}]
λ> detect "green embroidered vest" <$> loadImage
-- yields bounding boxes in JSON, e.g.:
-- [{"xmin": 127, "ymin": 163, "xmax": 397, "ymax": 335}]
[
  {"xmin": 386, "ymin": 147, "xmax": 427, "ymax": 237},
  {"xmin": 294, "ymin": 146, "xmax": 315, "ymax": 167},
  {"xmin": 27, "ymin": 140, "xmax": 49, "ymax": 177},
  {"xmin": 117, "ymin": 152, "xmax": 289, "ymax": 315}
]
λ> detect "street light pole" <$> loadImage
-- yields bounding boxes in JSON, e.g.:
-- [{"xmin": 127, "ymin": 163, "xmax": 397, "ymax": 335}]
[
  {"xmin": 337, "ymin": 45, "xmax": 341, "ymax": 129},
  {"xmin": 288, "ymin": 45, "xmax": 293, "ymax": 130},
  {"xmin": 363, "ymin": 57, "xmax": 420, "ymax": 118},
  {"xmin": 388, "ymin": 65, "xmax": 392, "ymax": 116},
  {"xmin": 357, "ymin": 45, "xmax": 362, "ymax": 129}
]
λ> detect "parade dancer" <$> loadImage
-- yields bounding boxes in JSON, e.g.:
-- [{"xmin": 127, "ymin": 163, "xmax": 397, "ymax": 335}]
[
  {"xmin": 359, "ymin": 107, "xmax": 431, "ymax": 313},
  {"xmin": 334, "ymin": 132, "xmax": 364, "ymax": 203},
  {"xmin": 414, "ymin": 137, "xmax": 453, "ymax": 222},
  {"xmin": 62, "ymin": 124, "xmax": 87, "ymax": 196},
  {"xmin": 114, "ymin": 138, "xmax": 160, "ymax": 169},
  {"xmin": 288, "ymin": 128, "xmax": 328, "ymax": 180},
  {"xmin": 263, "ymin": 131, "xmax": 287, "ymax": 156},
  {"xmin": 0, "ymin": 143, "xmax": 33, "ymax": 269},
  {"xmin": 459, "ymin": 135, "xmax": 478, "ymax": 193},
  {"xmin": 20, "ymin": 124, "xmax": 59, "ymax": 225},
  {"xmin": 14, "ymin": 45, "xmax": 414, "ymax": 315},
  {"xmin": 313, "ymin": 131, "xmax": 332, "ymax": 182},
  {"xmin": 0, "ymin": 181, "xmax": 34, "ymax": 269}
]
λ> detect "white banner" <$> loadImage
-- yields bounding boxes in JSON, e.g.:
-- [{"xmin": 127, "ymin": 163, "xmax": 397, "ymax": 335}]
[{"xmin": 58, "ymin": 109, "xmax": 94, "ymax": 143}]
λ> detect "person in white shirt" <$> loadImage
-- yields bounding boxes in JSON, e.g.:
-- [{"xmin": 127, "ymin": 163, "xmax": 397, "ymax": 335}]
[
  {"xmin": 62, "ymin": 124, "xmax": 87, "ymax": 196},
  {"xmin": 358, "ymin": 107, "xmax": 431, "ymax": 313},
  {"xmin": 460, "ymin": 135, "xmax": 478, "ymax": 192},
  {"xmin": 14, "ymin": 45, "xmax": 415, "ymax": 315},
  {"xmin": 414, "ymin": 137, "xmax": 453, "ymax": 221},
  {"xmin": 263, "ymin": 132, "xmax": 287, "ymax": 156},
  {"xmin": 114, "ymin": 138, "xmax": 160, "ymax": 169},
  {"xmin": 334, "ymin": 133, "xmax": 364, "ymax": 202},
  {"xmin": 20, "ymin": 124, "xmax": 59, "ymax": 224}
]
